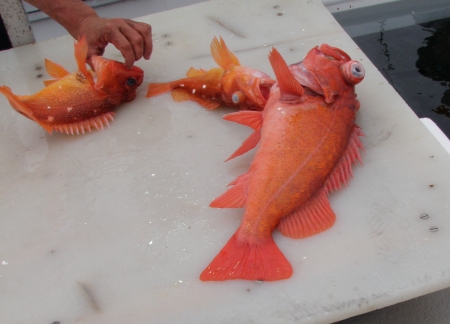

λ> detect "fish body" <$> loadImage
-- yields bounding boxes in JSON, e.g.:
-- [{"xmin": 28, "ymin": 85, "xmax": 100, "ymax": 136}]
[
  {"xmin": 0, "ymin": 36, "xmax": 144, "ymax": 135},
  {"xmin": 146, "ymin": 36, "xmax": 275, "ymax": 110},
  {"xmin": 200, "ymin": 44, "xmax": 365, "ymax": 281}
]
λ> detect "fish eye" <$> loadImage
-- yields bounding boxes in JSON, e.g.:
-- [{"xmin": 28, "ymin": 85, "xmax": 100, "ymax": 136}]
[
  {"xmin": 351, "ymin": 62, "xmax": 364, "ymax": 79},
  {"xmin": 126, "ymin": 77, "xmax": 137, "ymax": 87},
  {"xmin": 341, "ymin": 60, "xmax": 365, "ymax": 85}
]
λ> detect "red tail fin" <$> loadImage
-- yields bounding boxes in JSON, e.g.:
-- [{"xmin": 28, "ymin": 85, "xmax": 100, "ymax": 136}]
[
  {"xmin": 146, "ymin": 82, "xmax": 174, "ymax": 98},
  {"xmin": 200, "ymin": 232, "xmax": 293, "ymax": 281}
]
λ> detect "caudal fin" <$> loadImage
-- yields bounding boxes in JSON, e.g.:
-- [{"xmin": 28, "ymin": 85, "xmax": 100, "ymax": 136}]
[
  {"xmin": 200, "ymin": 232, "xmax": 293, "ymax": 281},
  {"xmin": 146, "ymin": 82, "xmax": 174, "ymax": 98}
]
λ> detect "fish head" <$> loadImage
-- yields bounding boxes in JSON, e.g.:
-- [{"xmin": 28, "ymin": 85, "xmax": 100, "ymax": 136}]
[
  {"xmin": 92, "ymin": 56, "xmax": 144, "ymax": 102},
  {"xmin": 289, "ymin": 44, "xmax": 365, "ymax": 103},
  {"xmin": 223, "ymin": 66, "xmax": 276, "ymax": 110}
]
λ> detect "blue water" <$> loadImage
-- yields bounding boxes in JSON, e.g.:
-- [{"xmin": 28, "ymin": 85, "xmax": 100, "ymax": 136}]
[{"xmin": 352, "ymin": 17, "xmax": 450, "ymax": 136}]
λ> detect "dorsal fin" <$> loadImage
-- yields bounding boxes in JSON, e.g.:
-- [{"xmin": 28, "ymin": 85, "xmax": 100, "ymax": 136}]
[
  {"xmin": 74, "ymin": 35, "xmax": 94, "ymax": 87},
  {"xmin": 268, "ymin": 48, "xmax": 304, "ymax": 101},
  {"xmin": 210, "ymin": 36, "xmax": 240, "ymax": 69}
]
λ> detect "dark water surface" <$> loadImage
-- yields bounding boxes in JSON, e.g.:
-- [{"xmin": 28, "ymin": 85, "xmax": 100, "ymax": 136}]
[{"xmin": 353, "ymin": 17, "xmax": 450, "ymax": 136}]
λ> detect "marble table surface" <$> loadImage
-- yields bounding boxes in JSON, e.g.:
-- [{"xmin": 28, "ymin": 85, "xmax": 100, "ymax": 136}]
[{"xmin": 1, "ymin": 0, "xmax": 450, "ymax": 323}]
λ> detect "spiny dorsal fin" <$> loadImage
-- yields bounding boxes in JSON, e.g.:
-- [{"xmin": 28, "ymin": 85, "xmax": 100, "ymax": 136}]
[
  {"xmin": 210, "ymin": 36, "xmax": 241, "ymax": 69},
  {"xmin": 268, "ymin": 48, "xmax": 304, "ymax": 101}
]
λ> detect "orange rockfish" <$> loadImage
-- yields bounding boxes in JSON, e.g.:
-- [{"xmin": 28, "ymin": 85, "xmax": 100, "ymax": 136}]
[
  {"xmin": 146, "ymin": 36, "xmax": 275, "ymax": 110},
  {"xmin": 200, "ymin": 44, "xmax": 365, "ymax": 281},
  {"xmin": 0, "ymin": 36, "xmax": 143, "ymax": 135}
]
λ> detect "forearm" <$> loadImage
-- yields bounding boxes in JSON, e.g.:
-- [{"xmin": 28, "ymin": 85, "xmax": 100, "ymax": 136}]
[{"xmin": 24, "ymin": 0, "xmax": 98, "ymax": 39}]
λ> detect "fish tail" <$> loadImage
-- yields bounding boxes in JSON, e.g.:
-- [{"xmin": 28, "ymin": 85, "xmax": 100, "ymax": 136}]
[
  {"xmin": 0, "ymin": 86, "xmax": 35, "ymax": 120},
  {"xmin": 200, "ymin": 232, "xmax": 293, "ymax": 281},
  {"xmin": 0, "ymin": 86, "xmax": 53, "ymax": 134},
  {"xmin": 146, "ymin": 82, "xmax": 175, "ymax": 98}
]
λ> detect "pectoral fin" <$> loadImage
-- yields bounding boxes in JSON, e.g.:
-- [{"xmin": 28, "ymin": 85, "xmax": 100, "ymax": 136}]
[
  {"xmin": 269, "ymin": 48, "xmax": 304, "ymax": 102},
  {"xmin": 74, "ymin": 35, "xmax": 94, "ymax": 87},
  {"xmin": 223, "ymin": 110, "xmax": 263, "ymax": 160},
  {"xmin": 44, "ymin": 58, "xmax": 70, "ymax": 80}
]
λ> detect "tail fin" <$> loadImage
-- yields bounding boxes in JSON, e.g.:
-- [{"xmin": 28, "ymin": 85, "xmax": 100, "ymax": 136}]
[
  {"xmin": 200, "ymin": 232, "xmax": 293, "ymax": 281},
  {"xmin": 146, "ymin": 82, "xmax": 175, "ymax": 98},
  {"xmin": 210, "ymin": 36, "xmax": 241, "ymax": 69},
  {"xmin": 0, "ymin": 86, "xmax": 53, "ymax": 134},
  {"xmin": 0, "ymin": 86, "xmax": 35, "ymax": 120}
]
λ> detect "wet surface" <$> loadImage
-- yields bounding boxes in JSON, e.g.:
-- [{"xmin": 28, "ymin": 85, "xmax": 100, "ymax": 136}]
[{"xmin": 353, "ymin": 17, "xmax": 450, "ymax": 136}]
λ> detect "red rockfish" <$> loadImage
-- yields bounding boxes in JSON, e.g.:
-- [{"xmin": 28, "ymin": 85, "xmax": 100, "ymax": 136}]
[
  {"xmin": 200, "ymin": 44, "xmax": 365, "ymax": 281},
  {"xmin": 146, "ymin": 36, "xmax": 275, "ymax": 111},
  {"xmin": 0, "ymin": 36, "xmax": 143, "ymax": 135}
]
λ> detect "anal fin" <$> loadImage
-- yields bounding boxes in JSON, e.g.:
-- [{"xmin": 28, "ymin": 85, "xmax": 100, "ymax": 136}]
[
  {"xmin": 186, "ymin": 67, "xmax": 207, "ymax": 77},
  {"xmin": 223, "ymin": 110, "xmax": 263, "ymax": 160},
  {"xmin": 278, "ymin": 189, "xmax": 336, "ymax": 239},
  {"xmin": 210, "ymin": 172, "xmax": 250, "ymax": 208}
]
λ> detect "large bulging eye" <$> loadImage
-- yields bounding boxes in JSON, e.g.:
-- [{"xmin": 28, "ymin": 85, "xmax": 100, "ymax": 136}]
[
  {"xmin": 341, "ymin": 61, "xmax": 365, "ymax": 85},
  {"xmin": 126, "ymin": 77, "xmax": 137, "ymax": 87}
]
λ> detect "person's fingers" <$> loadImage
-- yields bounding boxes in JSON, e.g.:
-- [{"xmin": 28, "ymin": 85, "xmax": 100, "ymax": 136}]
[
  {"xmin": 108, "ymin": 30, "xmax": 136, "ymax": 68},
  {"xmin": 116, "ymin": 20, "xmax": 145, "ymax": 64},
  {"xmin": 128, "ymin": 20, "xmax": 152, "ymax": 60}
]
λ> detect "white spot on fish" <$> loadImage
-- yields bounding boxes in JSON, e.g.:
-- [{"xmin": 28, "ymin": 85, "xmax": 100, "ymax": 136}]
[
  {"xmin": 47, "ymin": 116, "xmax": 54, "ymax": 122},
  {"xmin": 47, "ymin": 106, "xmax": 51, "ymax": 109},
  {"xmin": 192, "ymin": 89, "xmax": 196, "ymax": 94},
  {"xmin": 180, "ymin": 84, "xmax": 184, "ymax": 87},
  {"xmin": 202, "ymin": 84, "xmax": 206, "ymax": 89},
  {"xmin": 67, "ymin": 107, "xmax": 73, "ymax": 112}
]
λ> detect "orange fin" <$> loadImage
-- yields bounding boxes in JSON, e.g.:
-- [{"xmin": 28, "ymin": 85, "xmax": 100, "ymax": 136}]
[
  {"xmin": 200, "ymin": 232, "xmax": 293, "ymax": 281},
  {"xmin": 74, "ymin": 35, "xmax": 94, "ymax": 87},
  {"xmin": 0, "ymin": 86, "xmax": 36, "ymax": 121},
  {"xmin": 210, "ymin": 36, "xmax": 240, "ymax": 69},
  {"xmin": 268, "ymin": 48, "xmax": 304, "ymax": 101},
  {"xmin": 43, "ymin": 79, "xmax": 58, "ymax": 87},
  {"xmin": 172, "ymin": 88, "xmax": 221, "ymax": 109},
  {"xmin": 278, "ymin": 190, "xmax": 336, "ymax": 239},
  {"xmin": 146, "ymin": 82, "xmax": 174, "ymax": 98},
  {"xmin": 223, "ymin": 111, "xmax": 263, "ymax": 160},
  {"xmin": 44, "ymin": 58, "xmax": 70, "ymax": 80},
  {"xmin": 223, "ymin": 110, "xmax": 263, "ymax": 129},
  {"xmin": 53, "ymin": 112, "xmax": 115, "ymax": 135},
  {"xmin": 324, "ymin": 125, "xmax": 365, "ymax": 193},
  {"xmin": 186, "ymin": 67, "xmax": 207, "ymax": 77},
  {"xmin": 225, "ymin": 130, "xmax": 260, "ymax": 161},
  {"xmin": 209, "ymin": 172, "xmax": 250, "ymax": 208}
]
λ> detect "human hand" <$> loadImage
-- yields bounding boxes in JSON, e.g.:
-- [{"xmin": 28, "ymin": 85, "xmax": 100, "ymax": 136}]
[{"xmin": 75, "ymin": 15, "xmax": 153, "ymax": 68}]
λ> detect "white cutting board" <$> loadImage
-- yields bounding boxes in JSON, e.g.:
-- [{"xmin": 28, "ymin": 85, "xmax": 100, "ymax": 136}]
[{"xmin": 1, "ymin": 0, "xmax": 450, "ymax": 323}]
